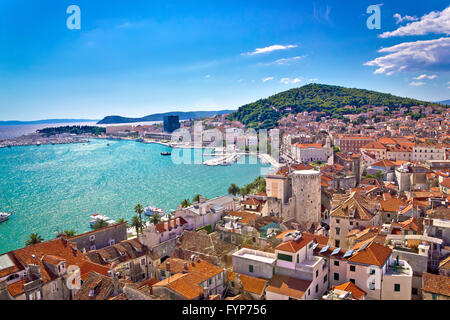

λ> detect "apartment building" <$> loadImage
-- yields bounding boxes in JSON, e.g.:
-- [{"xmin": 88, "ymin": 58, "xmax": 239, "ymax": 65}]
[{"xmin": 329, "ymin": 192, "xmax": 381, "ymax": 248}]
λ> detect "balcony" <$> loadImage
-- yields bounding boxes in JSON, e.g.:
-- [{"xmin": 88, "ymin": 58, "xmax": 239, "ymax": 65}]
[{"xmin": 385, "ymin": 260, "xmax": 412, "ymax": 277}]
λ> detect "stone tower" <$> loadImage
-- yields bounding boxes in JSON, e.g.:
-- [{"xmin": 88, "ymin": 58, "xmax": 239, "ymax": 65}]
[{"xmin": 291, "ymin": 170, "xmax": 321, "ymax": 226}]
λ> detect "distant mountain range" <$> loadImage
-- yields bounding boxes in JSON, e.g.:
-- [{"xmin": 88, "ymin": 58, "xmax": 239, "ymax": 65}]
[
  {"xmin": 438, "ymin": 100, "xmax": 450, "ymax": 105},
  {"xmin": 97, "ymin": 110, "xmax": 235, "ymax": 124},
  {"xmin": 0, "ymin": 119, "xmax": 98, "ymax": 126}
]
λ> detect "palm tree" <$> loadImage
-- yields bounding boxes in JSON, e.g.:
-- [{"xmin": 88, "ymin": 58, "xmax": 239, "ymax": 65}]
[
  {"xmin": 131, "ymin": 215, "xmax": 142, "ymax": 235},
  {"xmin": 63, "ymin": 229, "xmax": 76, "ymax": 237},
  {"xmin": 134, "ymin": 203, "xmax": 144, "ymax": 230},
  {"xmin": 93, "ymin": 219, "xmax": 109, "ymax": 230},
  {"xmin": 149, "ymin": 213, "xmax": 160, "ymax": 225},
  {"xmin": 374, "ymin": 170, "xmax": 384, "ymax": 181},
  {"xmin": 193, "ymin": 194, "xmax": 202, "ymax": 203},
  {"xmin": 181, "ymin": 199, "xmax": 191, "ymax": 208},
  {"xmin": 25, "ymin": 233, "xmax": 44, "ymax": 246},
  {"xmin": 117, "ymin": 218, "xmax": 126, "ymax": 224},
  {"xmin": 228, "ymin": 183, "xmax": 240, "ymax": 197}
]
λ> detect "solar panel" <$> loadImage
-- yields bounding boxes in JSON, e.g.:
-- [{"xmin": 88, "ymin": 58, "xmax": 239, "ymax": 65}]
[
  {"xmin": 331, "ymin": 248, "xmax": 341, "ymax": 256},
  {"xmin": 359, "ymin": 242, "xmax": 370, "ymax": 251},
  {"xmin": 320, "ymin": 245, "xmax": 330, "ymax": 253},
  {"xmin": 343, "ymin": 250, "xmax": 354, "ymax": 258},
  {"xmin": 311, "ymin": 243, "xmax": 319, "ymax": 250}
]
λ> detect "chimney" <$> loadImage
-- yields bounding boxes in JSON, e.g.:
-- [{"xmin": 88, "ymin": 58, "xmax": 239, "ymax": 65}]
[
  {"xmin": 184, "ymin": 262, "xmax": 189, "ymax": 270},
  {"xmin": 176, "ymin": 218, "xmax": 180, "ymax": 226},
  {"xmin": 164, "ymin": 221, "xmax": 169, "ymax": 231},
  {"xmin": 170, "ymin": 219, "xmax": 175, "ymax": 228},
  {"xmin": 177, "ymin": 205, "xmax": 182, "ymax": 211}
]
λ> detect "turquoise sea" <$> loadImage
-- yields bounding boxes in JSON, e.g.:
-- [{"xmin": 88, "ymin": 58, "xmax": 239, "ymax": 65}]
[{"xmin": 0, "ymin": 139, "xmax": 271, "ymax": 253}]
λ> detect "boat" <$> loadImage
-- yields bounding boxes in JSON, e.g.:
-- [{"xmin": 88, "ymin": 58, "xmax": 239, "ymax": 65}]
[
  {"xmin": 0, "ymin": 212, "xmax": 13, "ymax": 224},
  {"xmin": 0, "ymin": 190, "xmax": 14, "ymax": 223},
  {"xmin": 144, "ymin": 206, "xmax": 165, "ymax": 217},
  {"xmin": 161, "ymin": 151, "xmax": 171, "ymax": 156},
  {"xmin": 89, "ymin": 213, "xmax": 115, "ymax": 227}
]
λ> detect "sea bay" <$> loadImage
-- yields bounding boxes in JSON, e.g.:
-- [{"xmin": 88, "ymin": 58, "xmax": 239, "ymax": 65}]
[{"xmin": 0, "ymin": 139, "xmax": 271, "ymax": 253}]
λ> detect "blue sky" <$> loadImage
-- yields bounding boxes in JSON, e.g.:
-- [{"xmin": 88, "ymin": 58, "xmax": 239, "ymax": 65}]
[{"xmin": 0, "ymin": 0, "xmax": 449, "ymax": 120}]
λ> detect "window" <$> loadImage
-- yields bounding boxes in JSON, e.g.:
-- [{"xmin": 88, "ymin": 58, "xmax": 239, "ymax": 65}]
[
  {"xmin": 334, "ymin": 261, "xmax": 339, "ymax": 267},
  {"xmin": 369, "ymin": 283, "xmax": 375, "ymax": 290},
  {"xmin": 209, "ymin": 279, "xmax": 212, "ymax": 285},
  {"xmin": 315, "ymin": 284, "xmax": 318, "ymax": 293},
  {"xmin": 169, "ymin": 292, "xmax": 175, "ymax": 300},
  {"xmin": 412, "ymin": 288, "xmax": 418, "ymax": 295},
  {"xmin": 160, "ymin": 270, "xmax": 166, "ymax": 278},
  {"xmin": 350, "ymin": 279, "xmax": 355, "ymax": 284},
  {"xmin": 308, "ymin": 289, "xmax": 310, "ymax": 296},
  {"xmin": 350, "ymin": 265, "xmax": 356, "ymax": 272},
  {"xmin": 297, "ymin": 255, "xmax": 299, "ymax": 264},
  {"xmin": 370, "ymin": 269, "xmax": 375, "ymax": 275},
  {"xmin": 323, "ymin": 275, "xmax": 327, "ymax": 283},
  {"xmin": 90, "ymin": 245, "xmax": 96, "ymax": 251},
  {"xmin": 89, "ymin": 235, "xmax": 95, "ymax": 241},
  {"xmin": 249, "ymin": 265, "xmax": 254, "ymax": 273},
  {"xmin": 316, "ymin": 270, "xmax": 319, "ymax": 278},
  {"xmin": 350, "ymin": 221, "xmax": 353, "ymax": 226},
  {"xmin": 336, "ymin": 219, "xmax": 340, "ymax": 224},
  {"xmin": 334, "ymin": 273, "xmax": 339, "ymax": 281},
  {"xmin": 141, "ymin": 258, "xmax": 146, "ymax": 266},
  {"xmin": 432, "ymin": 293, "xmax": 438, "ymax": 300},
  {"xmin": 277, "ymin": 253, "xmax": 293, "ymax": 262},
  {"xmin": 335, "ymin": 240, "xmax": 340, "ymax": 247},
  {"xmin": 335, "ymin": 227, "xmax": 340, "ymax": 235},
  {"xmin": 394, "ymin": 284, "xmax": 401, "ymax": 292}
]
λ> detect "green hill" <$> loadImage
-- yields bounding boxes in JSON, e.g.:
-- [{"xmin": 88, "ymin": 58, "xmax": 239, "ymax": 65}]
[{"xmin": 228, "ymin": 83, "xmax": 440, "ymax": 129}]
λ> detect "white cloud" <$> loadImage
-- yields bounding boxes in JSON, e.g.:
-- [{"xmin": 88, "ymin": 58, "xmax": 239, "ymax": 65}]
[
  {"xmin": 364, "ymin": 37, "xmax": 450, "ymax": 75},
  {"xmin": 413, "ymin": 74, "xmax": 437, "ymax": 80},
  {"xmin": 393, "ymin": 13, "xmax": 419, "ymax": 24},
  {"xmin": 280, "ymin": 77, "xmax": 302, "ymax": 84},
  {"xmin": 409, "ymin": 81, "xmax": 425, "ymax": 87},
  {"xmin": 205, "ymin": 74, "xmax": 211, "ymax": 78},
  {"xmin": 272, "ymin": 56, "xmax": 306, "ymax": 65},
  {"xmin": 262, "ymin": 77, "xmax": 274, "ymax": 83},
  {"xmin": 243, "ymin": 44, "xmax": 297, "ymax": 56},
  {"xmin": 380, "ymin": 7, "xmax": 450, "ymax": 38}
]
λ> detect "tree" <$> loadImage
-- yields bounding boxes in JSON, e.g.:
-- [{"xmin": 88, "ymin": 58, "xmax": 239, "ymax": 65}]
[
  {"xmin": 117, "ymin": 218, "xmax": 126, "ymax": 224},
  {"xmin": 181, "ymin": 199, "xmax": 191, "ymax": 208},
  {"xmin": 228, "ymin": 183, "xmax": 240, "ymax": 197},
  {"xmin": 149, "ymin": 214, "xmax": 160, "ymax": 225},
  {"xmin": 93, "ymin": 219, "xmax": 109, "ymax": 230},
  {"xmin": 193, "ymin": 194, "xmax": 202, "ymax": 203},
  {"xmin": 374, "ymin": 170, "xmax": 384, "ymax": 181},
  {"xmin": 130, "ymin": 215, "xmax": 143, "ymax": 235},
  {"xmin": 63, "ymin": 229, "xmax": 76, "ymax": 237},
  {"xmin": 134, "ymin": 203, "xmax": 144, "ymax": 231},
  {"xmin": 25, "ymin": 233, "xmax": 44, "ymax": 246}
]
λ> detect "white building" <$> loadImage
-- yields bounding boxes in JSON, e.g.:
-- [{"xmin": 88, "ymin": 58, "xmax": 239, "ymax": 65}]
[{"xmin": 175, "ymin": 195, "xmax": 235, "ymax": 231}]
